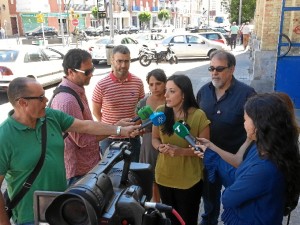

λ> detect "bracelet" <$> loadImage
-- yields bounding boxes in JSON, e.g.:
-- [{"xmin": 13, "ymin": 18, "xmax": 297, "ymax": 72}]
[{"xmin": 116, "ymin": 126, "xmax": 121, "ymax": 136}]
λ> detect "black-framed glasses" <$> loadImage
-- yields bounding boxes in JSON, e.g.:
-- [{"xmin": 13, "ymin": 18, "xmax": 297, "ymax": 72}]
[
  {"xmin": 115, "ymin": 59, "xmax": 130, "ymax": 65},
  {"xmin": 73, "ymin": 67, "xmax": 95, "ymax": 76},
  {"xmin": 208, "ymin": 66, "xmax": 229, "ymax": 72},
  {"xmin": 16, "ymin": 95, "xmax": 45, "ymax": 102}
]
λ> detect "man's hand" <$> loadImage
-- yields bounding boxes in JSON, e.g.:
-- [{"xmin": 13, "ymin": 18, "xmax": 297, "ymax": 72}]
[{"xmin": 120, "ymin": 125, "xmax": 142, "ymax": 137}]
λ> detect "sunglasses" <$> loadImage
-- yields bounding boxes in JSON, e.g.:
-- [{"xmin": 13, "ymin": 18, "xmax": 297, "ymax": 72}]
[
  {"xmin": 208, "ymin": 66, "xmax": 229, "ymax": 72},
  {"xmin": 115, "ymin": 59, "xmax": 130, "ymax": 65},
  {"xmin": 16, "ymin": 95, "xmax": 45, "ymax": 102},
  {"xmin": 73, "ymin": 67, "xmax": 95, "ymax": 76}
]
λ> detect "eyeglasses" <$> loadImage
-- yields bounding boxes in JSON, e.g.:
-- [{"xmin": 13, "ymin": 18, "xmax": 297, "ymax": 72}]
[
  {"xmin": 208, "ymin": 66, "xmax": 229, "ymax": 72},
  {"xmin": 73, "ymin": 67, "xmax": 95, "ymax": 76},
  {"xmin": 16, "ymin": 95, "xmax": 45, "ymax": 102},
  {"xmin": 115, "ymin": 59, "xmax": 130, "ymax": 65}
]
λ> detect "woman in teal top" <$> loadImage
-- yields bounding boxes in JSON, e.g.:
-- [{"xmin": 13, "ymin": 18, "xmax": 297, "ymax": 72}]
[{"xmin": 152, "ymin": 74, "xmax": 210, "ymax": 225}]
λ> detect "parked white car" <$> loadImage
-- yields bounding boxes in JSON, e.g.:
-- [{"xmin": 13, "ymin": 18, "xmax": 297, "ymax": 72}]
[
  {"xmin": 0, "ymin": 45, "xmax": 64, "ymax": 93},
  {"xmin": 161, "ymin": 33, "xmax": 228, "ymax": 59},
  {"xmin": 88, "ymin": 36, "xmax": 141, "ymax": 64}
]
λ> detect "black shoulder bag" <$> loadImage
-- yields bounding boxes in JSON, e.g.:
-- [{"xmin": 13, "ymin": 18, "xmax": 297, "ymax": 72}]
[{"xmin": 4, "ymin": 119, "xmax": 47, "ymax": 219}]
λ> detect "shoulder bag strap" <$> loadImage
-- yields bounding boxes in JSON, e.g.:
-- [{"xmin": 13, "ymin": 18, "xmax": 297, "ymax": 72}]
[{"xmin": 7, "ymin": 118, "xmax": 47, "ymax": 209}]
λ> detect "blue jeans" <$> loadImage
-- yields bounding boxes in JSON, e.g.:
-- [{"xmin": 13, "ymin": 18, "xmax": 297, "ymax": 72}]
[
  {"xmin": 100, "ymin": 137, "xmax": 141, "ymax": 162},
  {"xmin": 201, "ymin": 168, "xmax": 222, "ymax": 225}
]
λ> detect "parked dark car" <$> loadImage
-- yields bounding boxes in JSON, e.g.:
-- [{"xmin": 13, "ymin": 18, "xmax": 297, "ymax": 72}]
[
  {"xmin": 97, "ymin": 25, "xmax": 119, "ymax": 35},
  {"xmin": 84, "ymin": 27, "xmax": 100, "ymax": 36},
  {"xmin": 185, "ymin": 24, "xmax": 199, "ymax": 31},
  {"xmin": 25, "ymin": 26, "xmax": 58, "ymax": 39},
  {"xmin": 119, "ymin": 26, "xmax": 139, "ymax": 34},
  {"xmin": 151, "ymin": 26, "xmax": 163, "ymax": 33}
]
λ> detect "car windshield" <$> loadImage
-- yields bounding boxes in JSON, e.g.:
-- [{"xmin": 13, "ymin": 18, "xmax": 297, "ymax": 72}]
[{"xmin": 0, "ymin": 50, "xmax": 19, "ymax": 62}]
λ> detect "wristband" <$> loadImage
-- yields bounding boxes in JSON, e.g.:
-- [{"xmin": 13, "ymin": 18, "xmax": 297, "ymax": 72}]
[{"xmin": 116, "ymin": 126, "xmax": 121, "ymax": 136}]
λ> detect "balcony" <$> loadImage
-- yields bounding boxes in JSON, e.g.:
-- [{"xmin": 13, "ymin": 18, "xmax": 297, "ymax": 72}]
[
  {"xmin": 132, "ymin": 6, "xmax": 140, "ymax": 11},
  {"xmin": 152, "ymin": 6, "xmax": 159, "ymax": 11}
]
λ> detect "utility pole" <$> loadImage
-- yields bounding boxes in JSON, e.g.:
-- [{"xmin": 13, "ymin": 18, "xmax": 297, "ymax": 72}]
[
  {"xmin": 238, "ymin": 0, "xmax": 242, "ymax": 25},
  {"xmin": 207, "ymin": 0, "xmax": 210, "ymax": 27},
  {"xmin": 58, "ymin": 0, "xmax": 65, "ymax": 46},
  {"xmin": 109, "ymin": 0, "xmax": 114, "ymax": 43}
]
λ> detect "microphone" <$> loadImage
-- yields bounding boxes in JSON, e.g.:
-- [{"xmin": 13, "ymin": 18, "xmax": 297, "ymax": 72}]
[
  {"xmin": 139, "ymin": 112, "xmax": 166, "ymax": 130},
  {"xmin": 131, "ymin": 105, "xmax": 153, "ymax": 122},
  {"xmin": 173, "ymin": 122, "xmax": 203, "ymax": 152}
]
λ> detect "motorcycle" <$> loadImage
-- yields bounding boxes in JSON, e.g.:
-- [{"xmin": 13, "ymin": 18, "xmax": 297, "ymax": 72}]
[
  {"xmin": 72, "ymin": 29, "xmax": 88, "ymax": 42},
  {"xmin": 139, "ymin": 44, "xmax": 178, "ymax": 67}
]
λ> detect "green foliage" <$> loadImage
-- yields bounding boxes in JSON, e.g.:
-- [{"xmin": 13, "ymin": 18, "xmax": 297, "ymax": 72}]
[
  {"xmin": 158, "ymin": 9, "xmax": 171, "ymax": 24},
  {"xmin": 138, "ymin": 11, "xmax": 151, "ymax": 23},
  {"xmin": 91, "ymin": 6, "xmax": 98, "ymax": 19},
  {"xmin": 229, "ymin": 0, "xmax": 256, "ymax": 24}
]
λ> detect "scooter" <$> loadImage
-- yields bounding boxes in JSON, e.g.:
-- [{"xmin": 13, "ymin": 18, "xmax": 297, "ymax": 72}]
[{"xmin": 139, "ymin": 44, "xmax": 178, "ymax": 67}]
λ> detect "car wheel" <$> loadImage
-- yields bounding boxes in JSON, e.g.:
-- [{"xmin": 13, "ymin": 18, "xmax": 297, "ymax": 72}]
[
  {"xmin": 208, "ymin": 49, "xmax": 217, "ymax": 58},
  {"xmin": 92, "ymin": 60, "xmax": 99, "ymax": 65}
]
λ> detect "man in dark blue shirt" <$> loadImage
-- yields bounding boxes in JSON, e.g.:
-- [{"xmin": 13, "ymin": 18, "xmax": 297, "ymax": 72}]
[{"xmin": 197, "ymin": 50, "xmax": 256, "ymax": 225}]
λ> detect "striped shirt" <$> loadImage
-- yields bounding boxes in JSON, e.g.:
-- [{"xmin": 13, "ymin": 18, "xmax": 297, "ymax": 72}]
[{"xmin": 92, "ymin": 71, "xmax": 145, "ymax": 126}]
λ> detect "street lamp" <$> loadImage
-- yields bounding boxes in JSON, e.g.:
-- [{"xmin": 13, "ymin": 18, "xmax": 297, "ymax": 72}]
[
  {"xmin": 57, "ymin": 0, "xmax": 65, "ymax": 46},
  {"xmin": 238, "ymin": 0, "xmax": 242, "ymax": 25}
]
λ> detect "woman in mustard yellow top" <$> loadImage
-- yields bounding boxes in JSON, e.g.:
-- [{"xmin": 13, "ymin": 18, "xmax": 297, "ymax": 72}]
[{"xmin": 152, "ymin": 74, "xmax": 210, "ymax": 225}]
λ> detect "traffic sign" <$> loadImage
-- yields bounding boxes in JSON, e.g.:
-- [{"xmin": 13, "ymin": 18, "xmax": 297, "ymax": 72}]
[
  {"xmin": 36, "ymin": 13, "xmax": 44, "ymax": 23},
  {"xmin": 98, "ymin": 12, "xmax": 106, "ymax": 19},
  {"xmin": 72, "ymin": 19, "xmax": 79, "ymax": 26}
]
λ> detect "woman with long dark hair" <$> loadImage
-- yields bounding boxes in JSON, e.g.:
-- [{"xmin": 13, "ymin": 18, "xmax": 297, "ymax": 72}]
[
  {"xmin": 152, "ymin": 74, "xmax": 210, "ymax": 225},
  {"xmin": 137, "ymin": 68, "xmax": 167, "ymax": 202},
  {"xmin": 196, "ymin": 93, "xmax": 300, "ymax": 224}
]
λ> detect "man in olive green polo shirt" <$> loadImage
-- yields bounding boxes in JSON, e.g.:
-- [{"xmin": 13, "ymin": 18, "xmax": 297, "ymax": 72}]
[{"xmin": 0, "ymin": 77, "xmax": 139, "ymax": 225}]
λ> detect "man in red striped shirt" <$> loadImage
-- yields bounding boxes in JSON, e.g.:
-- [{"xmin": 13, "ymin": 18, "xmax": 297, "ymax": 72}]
[{"xmin": 92, "ymin": 45, "xmax": 145, "ymax": 162}]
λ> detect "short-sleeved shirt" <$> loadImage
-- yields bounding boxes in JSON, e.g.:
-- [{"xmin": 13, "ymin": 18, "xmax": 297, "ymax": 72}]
[
  {"xmin": 197, "ymin": 77, "xmax": 256, "ymax": 153},
  {"xmin": 92, "ymin": 71, "xmax": 145, "ymax": 137},
  {"xmin": 50, "ymin": 78, "xmax": 100, "ymax": 179},
  {"xmin": 230, "ymin": 25, "xmax": 240, "ymax": 34},
  {"xmin": 155, "ymin": 107, "xmax": 211, "ymax": 189},
  {"xmin": 0, "ymin": 108, "xmax": 74, "ymax": 224}
]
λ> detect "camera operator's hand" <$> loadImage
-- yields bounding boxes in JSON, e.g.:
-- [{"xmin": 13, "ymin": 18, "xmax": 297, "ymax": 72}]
[{"xmin": 120, "ymin": 125, "xmax": 142, "ymax": 137}]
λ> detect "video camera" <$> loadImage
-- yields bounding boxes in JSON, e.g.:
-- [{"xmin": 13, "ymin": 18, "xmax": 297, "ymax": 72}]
[{"xmin": 33, "ymin": 142, "xmax": 171, "ymax": 225}]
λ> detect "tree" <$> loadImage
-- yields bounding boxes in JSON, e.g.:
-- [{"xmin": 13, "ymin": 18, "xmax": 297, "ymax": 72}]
[
  {"xmin": 138, "ymin": 11, "xmax": 151, "ymax": 30},
  {"xmin": 158, "ymin": 9, "xmax": 171, "ymax": 24},
  {"xmin": 91, "ymin": 6, "xmax": 98, "ymax": 19},
  {"xmin": 229, "ymin": 0, "xmax": 256, "ymax": 24}
]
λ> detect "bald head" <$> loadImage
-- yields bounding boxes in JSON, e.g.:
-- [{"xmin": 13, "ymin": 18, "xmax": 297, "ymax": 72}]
[{"xmin": 8, "ymin": 77, "xmax": 39, "ymax": 106}]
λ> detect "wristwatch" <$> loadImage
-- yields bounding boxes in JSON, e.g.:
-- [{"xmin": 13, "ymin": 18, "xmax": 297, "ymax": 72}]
[{"xmin": 116, "ymin": 126, "xmax": 121, "ymax": 136}]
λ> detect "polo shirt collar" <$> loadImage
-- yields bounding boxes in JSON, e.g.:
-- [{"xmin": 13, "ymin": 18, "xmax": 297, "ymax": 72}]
[
  {"xmin": 8, "ymin": 110, "xmax": 45, "ymax": 130},
  {"xmin": 109, "ymin": 71, "xmax": 132, "ymax": 83}
]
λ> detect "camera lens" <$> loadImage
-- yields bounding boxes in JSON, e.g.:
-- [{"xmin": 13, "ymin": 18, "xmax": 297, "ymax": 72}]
[{"xmin": 62, "ymin": 198, "xmax": 88, "ymax": 225}]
